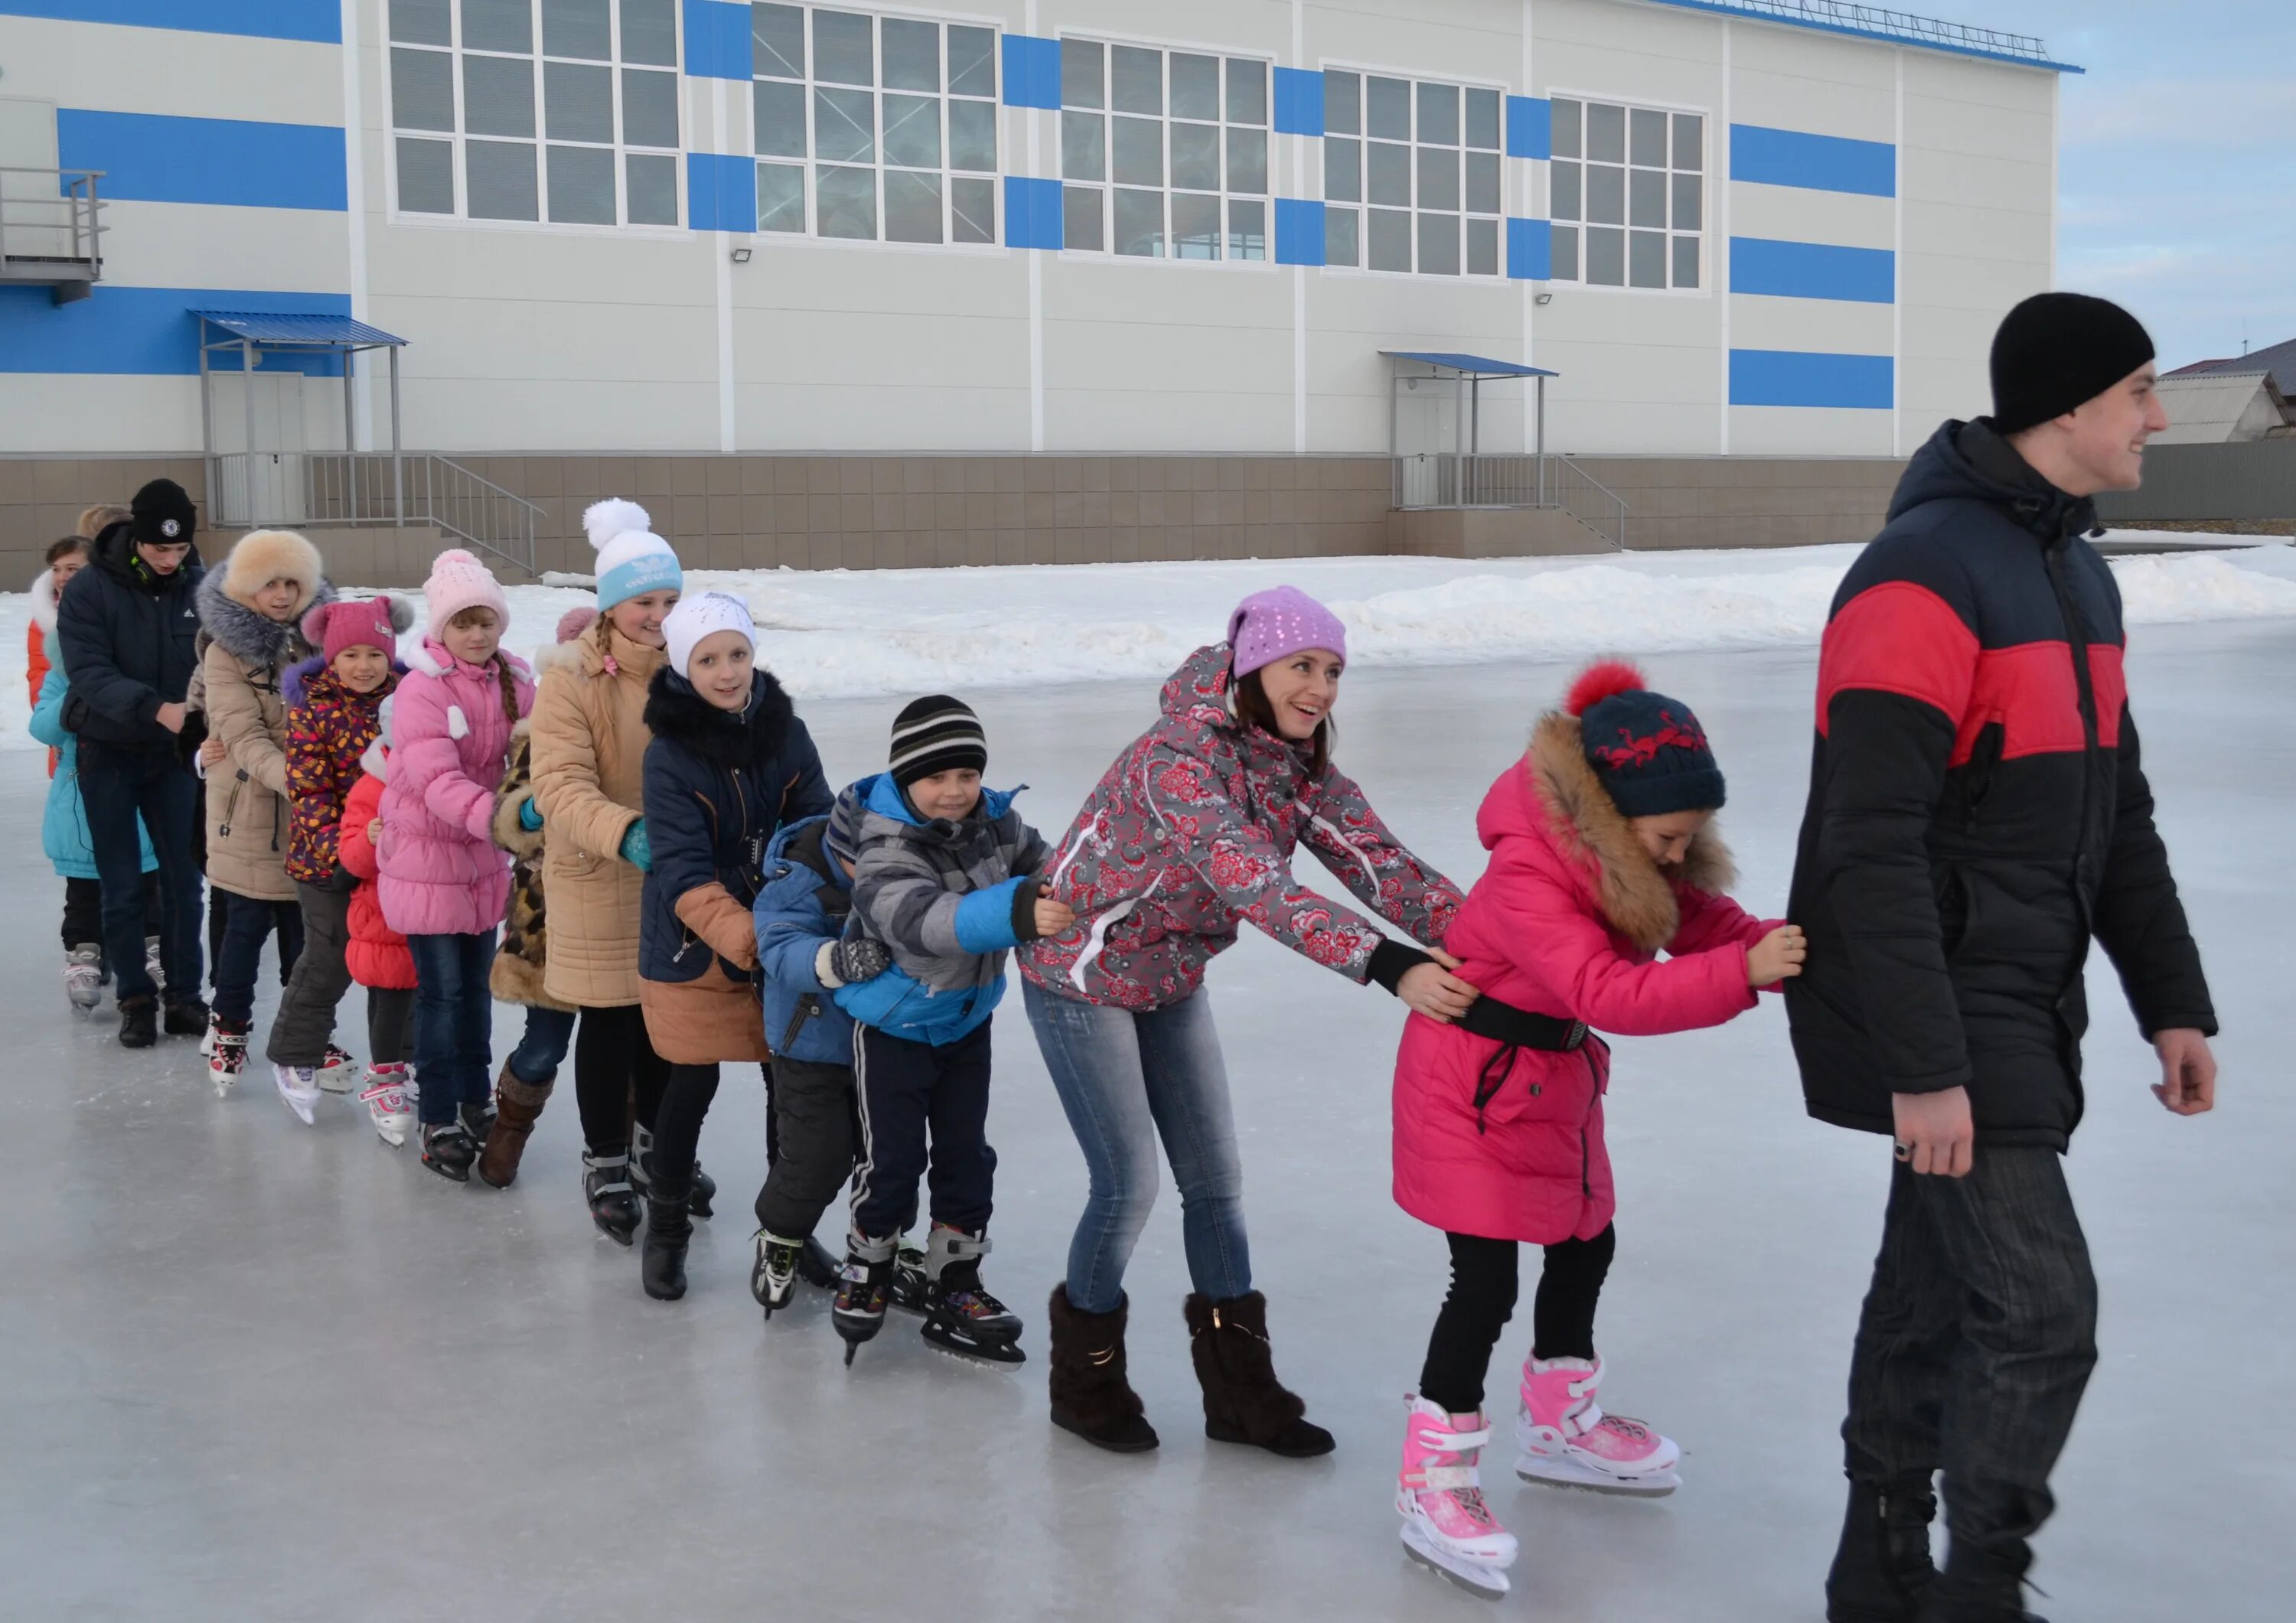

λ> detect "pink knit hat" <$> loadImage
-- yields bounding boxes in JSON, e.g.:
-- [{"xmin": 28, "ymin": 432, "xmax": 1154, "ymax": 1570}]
[
  {"xmin": 422, "ymin": 548, "xmax": 509, "ymax": 641},
  {"xmin": 302, "ymin": 595, "xmax": 410, "ymax": 665},
  {"xmin": 556, "ymin": 605, "xmax": 600, "ymax": 644},
  {"xmin": 1227, "ymin": 585, "xmax": 1348, "ymax": 679}
]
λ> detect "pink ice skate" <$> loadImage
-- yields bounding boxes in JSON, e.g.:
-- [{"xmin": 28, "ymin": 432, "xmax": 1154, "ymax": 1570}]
[
  {"xmin": 1397, "ymin": 1393, "xmax": 1518, "ymax": 1599},
  {"xmin": 1515, "ymin": 1354, "xmax": 1681, "ymax": 1496}
]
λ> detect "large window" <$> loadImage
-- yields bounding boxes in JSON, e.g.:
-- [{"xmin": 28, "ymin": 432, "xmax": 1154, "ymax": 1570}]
[
  {"xmin": 1058, "ymin": 41, "xmax": 1268, "ymax": 260},
  {"xmin": 1322, "ymin": 70, "xmax": 1502, "ymax": 276},
  {"xmin": 752, "ymin": 5, "xmax": 998, "ymax": 245},
  {"xmin": 1548, "ymin": 97, "xmax": 1703, "ymax": 289},
  {"xmin": 388, "ymin": 0, "xmax": 683, "ymax": 227}
]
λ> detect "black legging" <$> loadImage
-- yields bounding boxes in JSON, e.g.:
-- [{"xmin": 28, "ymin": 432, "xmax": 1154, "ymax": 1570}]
[
  {"xmin": 1418, "ymin": 1226, "xmax": 1617, "ymax": 1415},
  {"xmin": 650, "ymin": 1061, "xmax": 772, "ymax": 1201},
  {"xmin": 572, "ymin": 1003, "xmax": 670, "ymax": 1155}
]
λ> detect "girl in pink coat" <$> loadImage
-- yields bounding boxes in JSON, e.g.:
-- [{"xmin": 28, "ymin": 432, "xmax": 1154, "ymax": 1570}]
[
  {"xmin": 380, "ymin": 549, "xmax": 535, "ymax": 1181},
  {"xmin": 1388, "ymin": 660, "xmax": 1805, "ymax": 1600}
]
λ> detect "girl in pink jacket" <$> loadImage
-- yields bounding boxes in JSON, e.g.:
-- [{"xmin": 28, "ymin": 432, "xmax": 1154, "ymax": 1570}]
[
  {"xmin": 380, "ymin": 549, "xmax": 534, "ymax": 1181},
  {"xmin": 1388, "ymin": 660, "xmax": 1805, "ymax": 1600}
]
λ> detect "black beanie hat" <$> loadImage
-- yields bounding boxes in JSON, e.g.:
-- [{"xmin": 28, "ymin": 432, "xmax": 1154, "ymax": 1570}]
[
  {"xmin": 129, "ymin": 477, "xmax": 197, "ymax": 546},
  {"xmin": 1567, "ymin": 660, "xmax": 1726, "ymax": 820},
  {"xmin": 1989, "ymin": 292, "xmax": 2155, "ymax": 435},
  {"xmin": 889, "ymin": 694, "xmax": 987, "ymax": 789}
]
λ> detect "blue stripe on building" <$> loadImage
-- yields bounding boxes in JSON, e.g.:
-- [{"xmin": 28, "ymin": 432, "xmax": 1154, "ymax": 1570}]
[
  {"xmin": 1729, "ymin": 124, "xmax": 1895, "ymax": 197},
  {"xmin": 681, "ymin": 0, "xmax": 751, "ymax": 80},
  {"xmin": 1505, "ymin": 96, "xmax": 1551, "ymax": 160},
  {"xmin": 1004, "ymin": 176, "xmax": 1060, "ymax": 249},
  {"xmin": 0, "ymin": 285, "xmax": 349, "ymax": 373},
  {"xmin": 1730, "ymin": 236, "xmax": 1894, "ymax": 303},
  {"xmin": 1274, "ymin": 198, "xmax": 1323, "ymax": 266},
  {"xmin": 1730, "ymin": 347, "xmax": 1893, "ymax": 409},
  {"xmin": 686, "ymin": 152, "xmax": 755, "ymax": 232},
  {"xmin": 56, "ymin": 110, "xmax": 346, "ymax": 211},
  {"xmin": 1273, "ymin": 68, "xmax": 1323, "ymax": 137},
  {"xmin": 1507, "ymin": 217, "xmax": 1551, "ymax": 280},
  {"xmin": 0, "ymin": 0, "xmax": 337, "ymax": 42},
  {"xmin": 1001, "ymin": 34, "xmax": 1060, "ymax": 109}
]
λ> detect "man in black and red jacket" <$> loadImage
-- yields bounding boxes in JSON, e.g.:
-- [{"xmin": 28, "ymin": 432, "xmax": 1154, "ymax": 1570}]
[{"xmin": 1789, "ymin": 293, "xmax": 2219, "ymax": 1623}]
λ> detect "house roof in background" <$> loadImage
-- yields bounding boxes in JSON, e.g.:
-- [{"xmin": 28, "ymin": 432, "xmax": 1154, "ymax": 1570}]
[
  {"xmin": 2166, "ymin": 337, "xmax": 2296, "ymax": 396},
  {"xmin": 2151, "ymin": 370, "xmax": 2296, "ymax": 445}
]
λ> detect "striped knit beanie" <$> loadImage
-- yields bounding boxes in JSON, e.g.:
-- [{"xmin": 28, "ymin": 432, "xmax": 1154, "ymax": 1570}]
[{"xmin": 889, "ymin": 695, "xmax": 987, "ymax": 789}]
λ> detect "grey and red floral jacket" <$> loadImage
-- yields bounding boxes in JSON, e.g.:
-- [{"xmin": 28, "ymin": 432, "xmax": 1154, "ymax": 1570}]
[{"xmin": 1020, "ymin": 644, "xmax": 1463, "ymax": 1010}]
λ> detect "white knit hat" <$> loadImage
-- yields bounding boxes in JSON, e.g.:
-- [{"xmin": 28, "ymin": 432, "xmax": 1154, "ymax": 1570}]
[
  {"xmin": 583, "ymin": 497, "xmax": 683, "ymax": 611},
  {"xmin": 663, "ymin": 591, "xmax": 757, "ymax": 681}
]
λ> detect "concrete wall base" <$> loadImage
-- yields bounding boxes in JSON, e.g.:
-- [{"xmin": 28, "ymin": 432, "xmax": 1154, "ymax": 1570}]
[{"xmin": 1386, "ymin": 507, "xmax": 1615, "ymax": 557}]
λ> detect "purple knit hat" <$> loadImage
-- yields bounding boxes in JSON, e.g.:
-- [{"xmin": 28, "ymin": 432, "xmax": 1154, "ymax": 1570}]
[{"xmin": 1227, "ymin": 585, "xmax": 1347, "ymax": 680}]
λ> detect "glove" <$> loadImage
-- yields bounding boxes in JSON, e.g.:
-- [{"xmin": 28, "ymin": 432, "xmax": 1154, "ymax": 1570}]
[
  {"xmin": 518, "ymin": 797, "xmax": 543, "ymax": 832},
  {"xmin": 619, "ymin": 818, "xmax": 651, "ymax": 872},
  {"xmin": 828, "ymin": 937, "xmax": 890, "ymax": 986}
]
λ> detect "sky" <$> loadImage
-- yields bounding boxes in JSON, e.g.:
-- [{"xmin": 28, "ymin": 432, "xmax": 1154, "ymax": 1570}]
[{"xmin": 1994, "ymin": 0, "xmax": 2296, "ymax": 367}]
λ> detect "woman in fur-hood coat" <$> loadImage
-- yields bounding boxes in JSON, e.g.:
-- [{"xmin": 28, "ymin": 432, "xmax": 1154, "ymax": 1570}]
[
  {"xmin": 193, "ymin": 528, "xmax": 331, "ymax": 904},
  {"xmin": 1389, "ymin": 673, "xmax": 1780, "ymax": 1246}
]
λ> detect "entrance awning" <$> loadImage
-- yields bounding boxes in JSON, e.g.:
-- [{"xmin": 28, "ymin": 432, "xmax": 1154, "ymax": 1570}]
[
  {"xmin": 1380, "ymin": 350, "xmax": 1557, "ymax": 380},
  {"xmin": 192, "ymin": 310, "xmax": 406, "ymax": 349}
]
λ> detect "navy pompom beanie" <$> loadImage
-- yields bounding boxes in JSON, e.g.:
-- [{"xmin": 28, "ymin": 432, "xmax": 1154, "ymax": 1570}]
[{"xmin": 1566, "ymin": 660, "xmax": 1726, "ymax": 818}]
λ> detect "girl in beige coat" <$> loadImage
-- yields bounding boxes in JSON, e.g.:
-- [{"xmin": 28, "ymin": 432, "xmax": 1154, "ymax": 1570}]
[{"xmin": 189, "ymin": 528, "xmax": 333, "ymax": 1090}]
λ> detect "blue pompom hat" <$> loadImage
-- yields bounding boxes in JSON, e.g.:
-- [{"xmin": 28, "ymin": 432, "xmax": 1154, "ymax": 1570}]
[
  {"xmin": 1565, "ymin": 659, "xmax": 1726, "ymax": 818},
  {"xmin": 583, "ymin": 497, "xmax": 683, "ymax": 611}
]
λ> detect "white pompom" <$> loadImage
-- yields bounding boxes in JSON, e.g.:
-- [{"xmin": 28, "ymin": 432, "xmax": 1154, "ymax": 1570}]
[
  {"xmin": 446, "ymin": 704, "xmax": 470, "ymax": 740},
  {"xmin": 583, "ymin": 497, "xmax": 653, "ymax": 552}
]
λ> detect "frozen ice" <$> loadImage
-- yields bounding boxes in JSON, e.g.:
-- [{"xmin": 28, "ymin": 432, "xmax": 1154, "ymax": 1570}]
[{"xmin": 2, "ymin": 595, "xmax": 2286, "ymax": 1618}]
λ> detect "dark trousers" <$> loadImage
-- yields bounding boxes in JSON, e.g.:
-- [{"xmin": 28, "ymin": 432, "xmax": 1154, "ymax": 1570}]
[
  {"xmin": 755, "ymin": 1055, "xmax": 857, "ymax": 1238},
  {"xmin": 1841, "ymin": 1151, "xmax": 2098, "ymax": 1576},
  {"xmin": 407, "ymin": 931, "xmax": 497, "ymax": 1124},
  {"xmin": 850, "ymin": 1018, "xmax": 996, "ymax": 1241},
  {"xmin": 78, "ymin": 745, "xmax": 201, "ymax": 1006},
  {"xmin": 506, "ymin": 1005, "xmax": 579, "ymax": 1088},
  {"xmin": 210, "ymin": 889, "xmax": 304, "ymax": 1025},
  {"xmin": 61, "ymin": 874, "xmax": 162, "ymax": 960},
  {"xmin": 367, "ymin": 986, "xmax": 415, "ymax": 1067},
  {"xmin": 1418, "ymin": 1225, "xmax": 1617, "ymax": 1415},
  {"xmin": 266, "ymin": 884, "xmax": 353, "ymax": 1067},
  {"xmin": 572, "ymin": 1003, "xmax": 669, "ymax": 1155},
  {"xmin": 651, "ymin": 1060, "xmax": 761, "ymax": 1198}
]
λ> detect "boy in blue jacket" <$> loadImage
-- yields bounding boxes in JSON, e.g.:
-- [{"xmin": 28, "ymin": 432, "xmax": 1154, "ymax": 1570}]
[{"xmin": 830, "ymin": 696, "xmax": 1071, "ymax": 1366}]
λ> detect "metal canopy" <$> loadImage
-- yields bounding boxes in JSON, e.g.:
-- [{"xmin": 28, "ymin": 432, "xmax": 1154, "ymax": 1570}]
[
  {"xmin": 1380, "ymin": 350, "xmax": 1558, "ymax": 381},
  {"xmin": 191, "ymin": 309, "xmax": 407, "ymax": 349},
  {"xmin": 194, "ymin": 308, "xmax": 407, "ymax": 529}
]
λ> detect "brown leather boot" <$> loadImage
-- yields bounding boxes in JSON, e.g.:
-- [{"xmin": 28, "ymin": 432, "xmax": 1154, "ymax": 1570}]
[
  {"xmin": 1048, "ymin": 1286, "xmax": 1158, "ymax": 1453},
  {"xmin": 1185, "ymin": 1292, "xmax": 1335, "ymax": 1458},
  {"xmin": 475, "ymin": 1066, "xmax": 551, "ymax": 1189}
]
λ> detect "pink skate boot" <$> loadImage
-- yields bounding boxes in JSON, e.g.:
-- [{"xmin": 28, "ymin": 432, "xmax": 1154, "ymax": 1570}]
[
  {"xmin": 1397, "ymin": 1393, "xmax": 1518, "ymax": 1599},
  {"xmin": 1515, "ymin": 1354, "xmax": 1681, "ymax": 1496}
]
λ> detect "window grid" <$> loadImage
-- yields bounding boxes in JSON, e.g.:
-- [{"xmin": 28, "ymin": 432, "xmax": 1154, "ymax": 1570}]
[
  {"xmin": 1547, "ymin": 96, "xmax": 1704, "ymax": 291},
  {"xmin": 1056, "ymin": 39, "xmax": 1270, "ymax": 263},
  {"xmin": 1319, "ymin": 69, "xmax": 1503, "ymax": 277},
  {"xmin": 387, "ymin": 0, "xmax": 684, "ymax": 229},
  {"xmin": 752, "ymin": 4, "xmax": 1000, "ymax": 249}
]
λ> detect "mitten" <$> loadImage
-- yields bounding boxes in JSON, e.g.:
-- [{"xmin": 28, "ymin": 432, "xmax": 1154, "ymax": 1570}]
[
  {"xmin": 619, "ymin": 818, "xmax": 651, "ymax": 872},
  {"xmin": 519, "ymin": 797, "xmax": 543, "ymax": 832},
  {"xmin": 828, "ymin": 937, "xmax": 889, "ymax": 986}
]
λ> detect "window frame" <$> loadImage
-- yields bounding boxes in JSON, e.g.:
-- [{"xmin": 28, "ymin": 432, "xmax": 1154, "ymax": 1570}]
[
  {"xmin": 747, "ymin": 2, "xmax": 1006, "ymax": 255},
  {"xmin": 1051, "ymin": 29, "xmax": 1277, "ymax": 273},
  {"xmin": 383, "ymin": 0, "xmax": 690, "ymax": 235},
  {"xmin": 1316, "ymin": 60, "xmax": 1508, "ymax": 282},
  {"xmin": 1541, "ymin": 86, "xmax": 1710, "ymax": 297}
]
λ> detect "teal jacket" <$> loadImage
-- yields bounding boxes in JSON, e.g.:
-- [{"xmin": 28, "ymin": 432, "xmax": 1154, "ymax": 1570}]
[{"xmin": 30, "ymin": 665, "xmax": 158, "ymax": 881}]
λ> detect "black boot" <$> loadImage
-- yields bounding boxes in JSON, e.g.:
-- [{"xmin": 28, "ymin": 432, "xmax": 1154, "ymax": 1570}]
[
  {"xmin": 1919, "ymin": 1544, "xmax": 2047, "ymax": 1623},
  {"xmin": 118, "ymin": 994, "xmax": 158, "ymax": 1049},
  {"xmin": 1185, "ymin": 1292, "xmax": 1334, "ymax": 1458},
  {"xmin": 1048, "ymin": 1286, "xmax": 1159, "ymax": 1453},
  {"xmin": 161, "ymin": 994, "xmax": 210, "ymax": 1037},
  {"xmin": 688, "ymin": 1162, "xmax": 715, "ymax": 1218},
  {"xmin": 582, "ymin": 1152, "xmax": 641, "ymax": 1246},
  {"xmin": 1827, "ymin": 1478, "xmax": 1941, "ymax": 1622},
  {"xmin": 641, "ymin": 1188, "xmax": 693, "ymax": 1301}
]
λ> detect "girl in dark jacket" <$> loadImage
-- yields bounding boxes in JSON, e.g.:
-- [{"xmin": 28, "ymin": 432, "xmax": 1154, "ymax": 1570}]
[{"xmin": 634, "ymin": 592, "xmax": 830, "ymax": 1300}]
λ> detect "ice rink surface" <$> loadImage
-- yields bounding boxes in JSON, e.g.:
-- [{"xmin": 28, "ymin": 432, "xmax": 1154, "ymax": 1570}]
[{"xmin": 5, "ymin": 621, "xmax": 2288, "ymax": 1621}]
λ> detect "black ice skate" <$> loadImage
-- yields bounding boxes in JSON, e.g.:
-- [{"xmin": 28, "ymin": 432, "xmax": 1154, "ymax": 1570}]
[
  {"xmin": 889, "ymin": 1232, "xmax": 930, "ymax": 1312},
  {"xmin": 833, "ymin": 1240, "xmax": 895, "ymax": 1365},
  {"xmin": 420, "ymin": 1122, "xmax": 478, "ymax": 1182},
  {"xmin": 918, "ymin": 1226, "xmax": 1026, "ymax": 1367},
  {"xmin": 797, "ymin": 1235, "xmax": 841, "ymax": 1290},
  {"xmin": 582, "ymin": 1152, "xmax": 640, "ymax": 1245},
  {"xmin": 752, "ymin": 1231, "xmax": 804, "ymax": 1318}
]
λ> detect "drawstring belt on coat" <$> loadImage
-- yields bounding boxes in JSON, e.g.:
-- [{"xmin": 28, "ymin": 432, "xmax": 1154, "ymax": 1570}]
[{"xmin": 1459, "ymin": 996, "xmax": 1588, "ymax": 1136}]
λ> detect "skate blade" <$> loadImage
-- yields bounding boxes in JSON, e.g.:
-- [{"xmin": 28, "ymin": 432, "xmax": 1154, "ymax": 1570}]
[
  {"xmin": 921, "ymin": 1329, "xmax": 1027, "ymax": 1368},
  {"xmin": 1513, "ymin": 1455, "xmax": 1680, "ymax": 1497},
  {"xmin": 1400, "ymin": 1527, "xmax": 1509, "ymax": 1600}
]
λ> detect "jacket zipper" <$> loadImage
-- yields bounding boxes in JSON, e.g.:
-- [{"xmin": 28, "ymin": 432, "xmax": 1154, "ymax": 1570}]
[
  {"xmin": 2042, "ymin": 536, "xmax": 2100, "ymax": 1136},
  {"xmin": 1580, "ymin": 1047, "xmax": 1603, "ymax": 1198}
]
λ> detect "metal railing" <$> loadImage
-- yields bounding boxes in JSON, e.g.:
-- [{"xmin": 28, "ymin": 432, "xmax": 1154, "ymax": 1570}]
[
  {"xmin": 1391, "ymin": 452, "xmax": 1629, "ymax": 549},
  {"xmin": 1548, "ymin": 455, "xmax": 1629, "ymax": 551},
  {"xmin": 208, "ymin": 451, "xmax": 541, "ymax": 577},
  {"xmin": 1667, "ymin": 0, "xmax": 2051, "ymax": 61},
  {"xmin": 0, "ymin": 168, "xmax": 106, "ymax": 285}
]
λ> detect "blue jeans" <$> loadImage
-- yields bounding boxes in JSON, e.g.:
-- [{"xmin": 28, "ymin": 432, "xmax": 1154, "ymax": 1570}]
[
  {"xmin": 407, "ymin": 931, "xmax": 498, "ymax": 1124},
  {"xmin": 210, "ymin": 890, "xmax": 303, "ymax": 1025},
  {"xmin": 506, "ymin": 1005, "xmax": 578, "ymax": 1087},
  {"xmin": 1022, "ymin": 979, "xmax": 1248, "ymax": 1314},
  {"xmin": 77, "ymin": 743, "xmax": 202, "ymax": 1005}
]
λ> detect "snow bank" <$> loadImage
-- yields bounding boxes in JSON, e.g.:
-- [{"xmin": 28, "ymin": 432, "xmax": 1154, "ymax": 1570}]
[{"xmin": 7, "ymin": 538, "xmax": 2294, "ymax": 754}]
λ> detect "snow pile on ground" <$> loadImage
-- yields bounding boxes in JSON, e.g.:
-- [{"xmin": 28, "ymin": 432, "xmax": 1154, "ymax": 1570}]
[{"xmin": 5, "ymin": 535, "xmax": 2293, "ymax": 754}]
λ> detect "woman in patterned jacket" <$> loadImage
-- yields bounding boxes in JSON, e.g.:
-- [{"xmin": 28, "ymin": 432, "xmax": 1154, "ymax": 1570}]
[{"xmin": 1020, "ymin": 586, "xmax": 1476, "ymax": 1460}]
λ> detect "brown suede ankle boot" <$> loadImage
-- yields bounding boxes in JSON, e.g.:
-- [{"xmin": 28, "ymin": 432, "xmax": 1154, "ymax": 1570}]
[
  {"xmin": 1048, "ymin": 1286, "xmax": 1159, "ymax": 1453},
  {"xmin": 1185, "ymin": 1292, "xmax": 1334, "ymax": 1458},
  {"xmin": 475, "ymin": 1066, "xmax": 551, "ymax": 1189}
]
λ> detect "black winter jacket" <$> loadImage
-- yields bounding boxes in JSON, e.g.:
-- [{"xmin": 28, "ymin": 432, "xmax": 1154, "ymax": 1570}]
[
  {"xmin": 638, "ymin": 668, "xmax": 831, "ymax": 986},
  {"xmin": 54, "ymin": 520, "xmax": 205, "ymax": 752},
  {"xmin": 1786, "ymin": 419, "xmax": 2215, "ymax": 1149}
]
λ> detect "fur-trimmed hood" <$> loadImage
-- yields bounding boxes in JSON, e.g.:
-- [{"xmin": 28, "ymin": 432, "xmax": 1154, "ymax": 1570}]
[
  {"xmin": 282, "ymin": 649, "xmax": 406, "ymax": 709},
  {"xmin": 197, "ymin": 566, "xmax": 334, "ymax": 670},
  {"xmin": 641, "ymin": 666, "xmax": 794, "ymax": 769},
  {"xmin": 29, "ymin": 567, "xmax": 60, "ymax": 640},
  {"xmin": 1505, "ymin": 710, "xmax": 1735, "ymax": 953}
]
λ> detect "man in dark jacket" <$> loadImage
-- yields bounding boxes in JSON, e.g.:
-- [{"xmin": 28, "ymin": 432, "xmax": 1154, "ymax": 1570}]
[
  {"xmin": 55, "ymin": 477, "xmax": 210, "ymax": 1047},
  {"xmin": 1790, "ymin": 293, "xmax": 2218, "ymax": 1622}
]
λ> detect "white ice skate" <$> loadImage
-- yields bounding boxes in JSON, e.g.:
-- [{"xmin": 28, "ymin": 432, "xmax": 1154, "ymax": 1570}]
[
  {"xmin": 1515, "ymin": 1354, "xmax": 1681, "ymax": 1496},
  {"xmin": 273, "ymin": 1064, "xmax": 321, "ymax": 1126},
  {"xmin": 1397, "ymin": 1394, "xmax": 1518, "ymax": 1600},
  {"xmin": 359, "ymin": 1064, "xmax": 414, "ymax": 1147},
  {"xmin": 316, "ymin": 1044, "xmax": 360, "ymax": 1094},
  {"xmin": 64, "ymin": 946, "xmax": 103, "ymax": 1013}
]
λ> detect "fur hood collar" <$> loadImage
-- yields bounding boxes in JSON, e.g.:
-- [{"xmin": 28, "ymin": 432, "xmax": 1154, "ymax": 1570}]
[
  {"xmin": 282, "ymin": 651, "xmax": 404, "ymax": 710},
  {"xmin": 642, "ymin": 665, "xmax": 794, "ymax": 769},
  {"xmin": 197, "ymin": 568, "xmax": 334, "ymax": 670},
  {"xmin": 1495, "ymin": 711, "xmax": 1736, "ymax": 953},
  {"xmin": 29, "ymin": 567, "xmax": 59, "ymax": 638}
]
